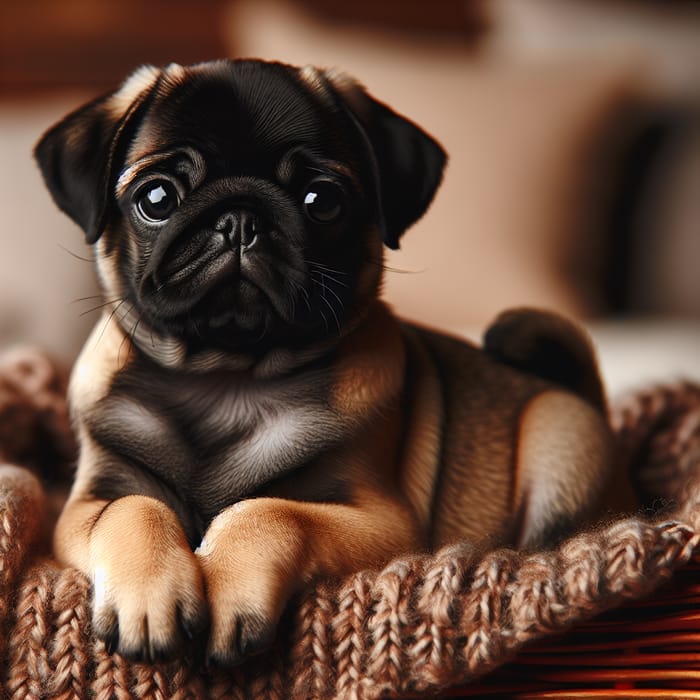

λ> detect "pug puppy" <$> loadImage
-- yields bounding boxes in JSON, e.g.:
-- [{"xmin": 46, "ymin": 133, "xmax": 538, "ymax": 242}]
[{"xmin": 35, "ymin": 59, "xmax": 613, "ymax": 666}]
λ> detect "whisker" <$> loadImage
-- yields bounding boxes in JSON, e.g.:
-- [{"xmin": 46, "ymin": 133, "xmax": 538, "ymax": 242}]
[
  {"xmin": 254, "ymin": 320, "xmax": 268, "ymax": 344},
  {"xmin": 289, "ymin": 279, "xmax": 312, "ymax": 313},
  {"xmin": 310, "ymin": 269, "xmax": 349, "ymax": 289},
  {"xmin": 382, "ymin": 265, "xmax": 424, "ymax": 274},
  {"xmin": 71, "ymin": 294, "xmax": 104, "ymax": 304},
  {"xmin": 93, "ymin": 299, "xmax": 130, "ymax": 349},
  {"xmin": 57, "ymin": 243, "xmax": 96, "ymax": 263},
  {"xmin": 306, "ymin": 260, "xmax": 349, "ymax": 276},
  {"xmin": 312, "ymin": 274, "xmax": 344, "ymax": 334},
  {"xmin": 78, "ymin": 298, "xmax": 125, "ymax": 317},
  {"xmin": 365, "ymin": 257, "xmax": 424, "ymax": 274},
  {"xmin": 121, "ymin": 309, "xmax": 146, "ymax": 367},
  {"xmin": 318, "ymin": 307, "xmax": 329, "ymax": 333},
  {"xmin": 320, "ymin": 294, "xmax": 341, "ymax": 332},
  {"xmin": 314, "ymin": 278, "xmax": 344, "ymax": 309},
  {"xmin": 119, "ymin": 324, "xmax": 135, "ymax": 367}
]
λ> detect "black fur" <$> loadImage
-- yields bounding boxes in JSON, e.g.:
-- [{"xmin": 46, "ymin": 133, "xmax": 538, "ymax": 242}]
[
  {"xmin": 34, "ymin": 82, "xmax": 161, "ymax": 243},
  {"xmin": 35, "ymin": 60, "xmax": 446, "ymax": 353},
  {"xmin": 318, "ymin": 75, "xmax": 447, "ymax": 249}
]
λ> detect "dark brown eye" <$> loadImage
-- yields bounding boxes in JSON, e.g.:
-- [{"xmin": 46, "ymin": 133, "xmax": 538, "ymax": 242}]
[
  {"xmin": 136, "ymin": 180, "xmax": 180, "ymax": 222},
  {"xmin": 303, "ymin": 179, "xmax": 345, "ymax": 224}
]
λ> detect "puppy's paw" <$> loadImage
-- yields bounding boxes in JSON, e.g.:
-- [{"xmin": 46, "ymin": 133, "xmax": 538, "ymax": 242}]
[
  {"xmin": 197, "ymin": 548, "xmax": 282, "ymax": 667},
  {"xmin": 92, "ymin": 550, "xmax": 208, "ymax": 662},
  {"xmin": 205, "ymin": 606, "xmax": 278, "ymax": 667},
  {"xmin": 196, "ymin": 501, "xmax": 301, "ymax": 666},
  {"xmin": 89, "ymin": 497, "xmax": 209, "ymax": 662}
]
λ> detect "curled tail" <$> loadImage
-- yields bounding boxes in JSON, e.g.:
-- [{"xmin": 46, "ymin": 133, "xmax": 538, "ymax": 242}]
[{"xmin": 483, "ymin": 308, "xmax": 607, "ymax": 413}]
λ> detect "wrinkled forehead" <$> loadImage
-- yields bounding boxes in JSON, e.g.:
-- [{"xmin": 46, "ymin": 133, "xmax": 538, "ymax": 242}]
[{"xmin": 125, "ymin": 61, "xmax": 346, "ymax": 174}]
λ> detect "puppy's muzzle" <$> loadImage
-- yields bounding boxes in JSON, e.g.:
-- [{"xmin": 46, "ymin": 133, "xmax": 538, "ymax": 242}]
[
  {"xmin": 141, "ymin": 176, "xmax": 292, "ymax": 282},
  {"xmin": 214, "ymin": 209, "xmax": 260, "ymax": 251}
]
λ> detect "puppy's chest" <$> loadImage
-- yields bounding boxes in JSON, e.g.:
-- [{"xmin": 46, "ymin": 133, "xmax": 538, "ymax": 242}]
[{"xmin": 91, "ymin": 364, "xmax": 343, "ymax": 513}]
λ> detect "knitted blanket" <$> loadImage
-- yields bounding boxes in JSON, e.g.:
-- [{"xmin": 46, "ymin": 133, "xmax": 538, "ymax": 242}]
[{"xmin": 1, "ymin": 346, "xmax": 699, "ymax": 699}]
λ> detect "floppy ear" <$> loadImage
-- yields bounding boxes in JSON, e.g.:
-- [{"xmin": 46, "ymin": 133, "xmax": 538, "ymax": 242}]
[
  {"xmin": 34, "ymin": 66, "xmax": 161, "ymax": 244},
  {"xmin": 324, "ymin": 73, "xmax": 447, "ymax": 249}
]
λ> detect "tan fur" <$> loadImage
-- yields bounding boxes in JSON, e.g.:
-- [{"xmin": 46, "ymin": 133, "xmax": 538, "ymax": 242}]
[
  {"xmin": 331, "ymin": 303, "xmax": 404, "ymax": 417},
  {"xmin": 106, "ymin": 65, "xmax": 161, "ymax": 120},
  {"xmin": 395, "ymin": 337, "xmax": 444, "ymax": 533},
  {"xmin": 197, "ymin": 488, "xmax": 419, "ymax": 660},
  {"xmin": 299, "ymin": 65, "xmax": 331, "ymax": 104},
  {"xmin": 85, "ymin": 495, "xmax": 203, "ymax": 657},
  {"xmin": 68, "ymin": 310, "xmax": 131, "ymax": 411},
  {"xmin": 513, "ymin": 390, "xmax": 613, "ymax": 547},
  {"xmin": 54, "ymin": 491, "xmax": 206, "ymax": 657}
]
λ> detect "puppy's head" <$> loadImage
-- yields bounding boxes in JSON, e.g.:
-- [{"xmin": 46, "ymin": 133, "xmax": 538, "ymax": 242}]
[{"xmin": 35, "ymin": 60, "xmax": 445, "ymax": 355}]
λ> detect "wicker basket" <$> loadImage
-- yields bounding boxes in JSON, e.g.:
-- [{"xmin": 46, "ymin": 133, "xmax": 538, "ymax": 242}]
[{"xmin": 453, "ymin": 555, "xmax": 700, "ymax": 698}]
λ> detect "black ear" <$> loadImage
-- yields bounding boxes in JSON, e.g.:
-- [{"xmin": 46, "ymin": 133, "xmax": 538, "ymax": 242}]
[
  {"xmin": 326, "ymin": 75, "xmax": 447, "ymax": 249},
  {"xmin": 34, "ymin": 66, "xmax": 161, "ymax": 243}
]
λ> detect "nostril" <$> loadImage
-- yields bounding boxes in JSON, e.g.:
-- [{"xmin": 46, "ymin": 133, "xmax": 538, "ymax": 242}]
[
  {"xmin": 241, "ymin": 213, "xmax": 257, "ymax": 248},
  {"xmin": 242, "ymin": 233, "xmax": 258, "ymax": 251},
  {"xmin": 213, "ymin": 210, "xmax": 260, "ymax": 249},
  {"xmin": 214, "ymin": 213, "xmax": 234, "ymax": 236}
]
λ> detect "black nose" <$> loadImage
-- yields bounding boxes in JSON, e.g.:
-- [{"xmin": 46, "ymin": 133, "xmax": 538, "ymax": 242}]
[{"xmin": 214, "ymin": 209, "xmax": 259, "ymax": 248}]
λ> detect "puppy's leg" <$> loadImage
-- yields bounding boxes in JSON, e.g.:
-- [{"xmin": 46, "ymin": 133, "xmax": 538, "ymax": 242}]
[
  {"xmin": 54, "ymin": 493, "xmax": 208, "ymax": 661},
  {"xmin": 513, "ymin": 390, "xmax": 613, "ymax": 548},
  {"xmin": 197, "ymin": 492, "xmax": 421, "ymax": 666}
]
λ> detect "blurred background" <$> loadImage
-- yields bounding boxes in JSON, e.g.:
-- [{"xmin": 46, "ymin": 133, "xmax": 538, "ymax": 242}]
[{"xmin": 1, "ymin": 0, "xmax": 699, "ymax": 392}]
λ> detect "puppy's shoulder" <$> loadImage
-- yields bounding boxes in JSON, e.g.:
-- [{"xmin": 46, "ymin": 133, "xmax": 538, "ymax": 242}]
[
  {"xmin": 330, "ymin": 302, "xmax": 406, "ymax": 417},
  {"xmin": 69, "ymin": 312, "xmax": 134, "ymax": 415}
]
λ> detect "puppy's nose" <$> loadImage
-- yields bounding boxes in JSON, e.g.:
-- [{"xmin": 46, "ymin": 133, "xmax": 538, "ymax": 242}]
[{"xmin": 213, "ymin": 209, "xmax": 259, "ymax": 249}]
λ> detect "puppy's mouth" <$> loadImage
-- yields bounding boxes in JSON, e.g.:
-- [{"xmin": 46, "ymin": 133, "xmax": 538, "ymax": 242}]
[
  {"xmin": 136, "ymin": 208, "xmax": 305, "ymax": 336},
  {"xmin": 155, "ymin": 207, "xmax": 261, "ymax": 294},
  {"xmin": 158, "ymin": 236, "xmax": 239, "ymax": 289}
]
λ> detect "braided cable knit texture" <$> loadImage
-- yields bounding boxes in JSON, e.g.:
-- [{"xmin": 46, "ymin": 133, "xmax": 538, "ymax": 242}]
[{"xmin": 0, "ymin": 349, "xmax": 699, "ymax": 698}]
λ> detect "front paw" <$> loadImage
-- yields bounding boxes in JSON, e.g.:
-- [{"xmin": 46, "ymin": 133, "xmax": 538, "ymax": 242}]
[
  {"xmin": 205, "ymin": 605, "xmax": 278, "ymax": 667},
  {"xmin": 197, "ymin": 549, "xmax": 282, "ymax": 667},
  {"xmin": 89, "ymin": 498, "xmax": 208, "ymax": 662},
  {"xmin": 92, "ymin": 547, "xmax": 208, "ymax": 662},
  {"xmin": 196, "ymin": 502, "xmax": 301, "ymax": 666}
]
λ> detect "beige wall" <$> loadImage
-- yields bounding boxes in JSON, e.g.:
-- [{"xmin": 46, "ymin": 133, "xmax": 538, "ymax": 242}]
[
  {"xmin": 0, "ymin": 96, "xmax": 99, "ymax": 364},
  {"xmin": 228, "ymin": 0, "xmax": 644, "ymax": 332}
]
